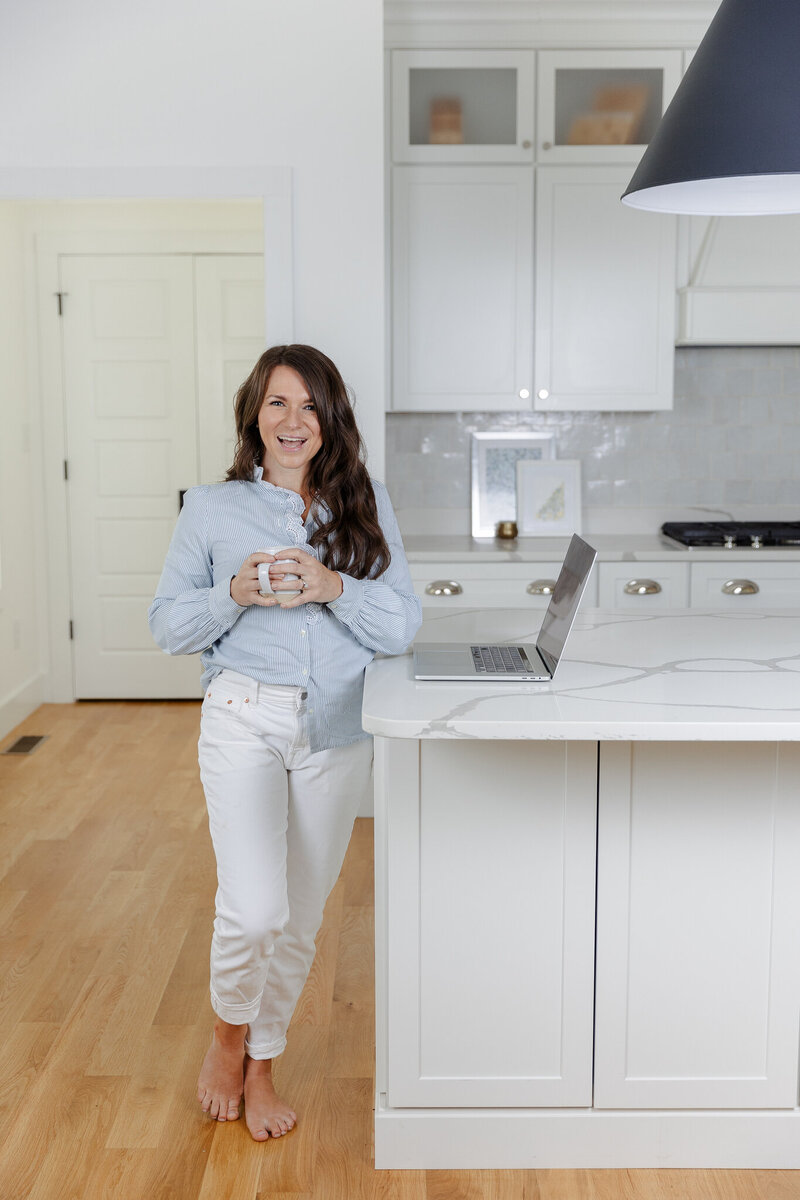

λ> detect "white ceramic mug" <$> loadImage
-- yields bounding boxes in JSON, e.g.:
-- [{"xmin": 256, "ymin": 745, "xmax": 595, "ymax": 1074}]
[{"xmin": 257, "ymin": 549, "xmax": 303, "ymax": 599}]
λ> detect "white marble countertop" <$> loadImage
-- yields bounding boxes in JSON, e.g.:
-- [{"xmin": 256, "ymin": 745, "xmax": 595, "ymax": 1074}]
[
  {"xmin": 402, "ymin": 534, "xmax": 800, "ymax": 563},
  {"xmin": 362, "ymin": 609, "xmax": 800, "ymax": 741}
]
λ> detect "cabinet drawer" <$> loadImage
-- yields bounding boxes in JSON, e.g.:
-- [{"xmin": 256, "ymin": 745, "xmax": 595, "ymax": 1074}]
[
  {"xmin": 597, "ymin": 562, "xmax": 689, "ymax": 609},
  {"xmin": 690, "ymin": 562, "xmax": 800, "ymax": 608},
  {"xmin": 410, "ymin": 561, "xmax": 598, "ymax": 609}
]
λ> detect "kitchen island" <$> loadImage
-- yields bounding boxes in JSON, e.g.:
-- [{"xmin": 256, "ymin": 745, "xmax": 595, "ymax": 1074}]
[{"xmin": 362, "ymin": 609, "xmax": 800, "ymax": 1169}]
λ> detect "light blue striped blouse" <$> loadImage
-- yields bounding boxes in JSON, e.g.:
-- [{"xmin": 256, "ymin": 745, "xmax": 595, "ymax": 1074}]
[{"xmin": 148, "ymin": 469, "xmax": 422, "ymax": 752}]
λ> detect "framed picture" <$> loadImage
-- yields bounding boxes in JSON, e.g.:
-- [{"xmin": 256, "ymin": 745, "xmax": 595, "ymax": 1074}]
[
  {"xmin": 516, "ymin": 459, "xmax": 582, "ymax": 536},
  {"xmin": 470, "ymin": 432, "xmax": 555, "ymax": 538}
]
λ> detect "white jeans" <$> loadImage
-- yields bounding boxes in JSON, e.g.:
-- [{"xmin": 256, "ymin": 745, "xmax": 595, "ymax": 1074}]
[{"xmin": 197, "ymin": 669, "xmax": 373, "ymax": 1060}]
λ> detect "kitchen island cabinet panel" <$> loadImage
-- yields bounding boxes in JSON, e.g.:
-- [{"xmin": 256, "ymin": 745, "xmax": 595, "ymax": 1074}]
[
  {"xmin": 595, "ymin": 741, "xmax": 800, "ymax": 1111},
  {"xmin": 378, "ymin": 736, "xmax": 597, "ymax": 1108}
]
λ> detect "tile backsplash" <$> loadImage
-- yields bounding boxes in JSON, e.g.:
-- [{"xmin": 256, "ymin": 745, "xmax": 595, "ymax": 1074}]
[{"xmin": 385, "ymin": 347, "xmax": 800, "ymax": 536}]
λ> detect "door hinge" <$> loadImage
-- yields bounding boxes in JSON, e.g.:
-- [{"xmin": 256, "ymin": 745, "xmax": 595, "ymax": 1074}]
[
  {"xmin": 55, "ymin": 291, "xmax": 67, "ymax": 316},
  {"xmin": 63, "ymin": 460, "xmax": 69, "ymax": 481},
  {"xmin": 69, "ymin": 620, "xmax": 74, "ymax": 640}
]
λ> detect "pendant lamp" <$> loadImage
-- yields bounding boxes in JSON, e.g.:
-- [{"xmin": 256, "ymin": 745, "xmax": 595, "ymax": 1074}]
[{"xmin": 622, "ymin": 0, "xmax": 800, "ymax": 215}]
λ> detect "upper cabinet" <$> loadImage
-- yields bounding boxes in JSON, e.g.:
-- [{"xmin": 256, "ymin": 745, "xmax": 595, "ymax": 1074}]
[
  {"xmin": 387, "ymin": 46, "xmax": 682, "ymax": 413},
  {"xmin": 391, "ymin": 50, "xmax": 535, "ymax": 164},
  {"xmin": 536, "ymin": 50, "xmax": 682, "ymax": 164}
]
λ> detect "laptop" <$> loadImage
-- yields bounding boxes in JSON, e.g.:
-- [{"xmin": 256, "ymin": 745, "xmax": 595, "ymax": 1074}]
[{"xmin": 412, "ymin": 533, "xmax": 597, "ymax": 682}]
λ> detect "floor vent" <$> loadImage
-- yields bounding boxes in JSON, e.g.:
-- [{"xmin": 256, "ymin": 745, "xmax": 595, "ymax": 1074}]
[{"xmin": 3, "ymin": 735, "xmax": 47, "ymax": 756}]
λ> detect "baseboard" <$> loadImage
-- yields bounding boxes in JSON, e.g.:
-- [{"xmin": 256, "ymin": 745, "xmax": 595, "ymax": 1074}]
[
  {"xmin": 375, "ymin": 1093, "xmax": 800, "ymax": 1168},
  {"xmin": 0, "ymin": 673, "xmax": 46, "ymax": 744}
]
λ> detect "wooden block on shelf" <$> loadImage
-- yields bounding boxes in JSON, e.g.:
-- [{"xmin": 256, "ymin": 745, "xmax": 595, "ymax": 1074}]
[
  {"xmin": 429, "ymin": 97, "xmax": 463, "ymax": 145},
  {"xmin": 566, "ymin": 111, "xmax": 638, "ymax": 146}
]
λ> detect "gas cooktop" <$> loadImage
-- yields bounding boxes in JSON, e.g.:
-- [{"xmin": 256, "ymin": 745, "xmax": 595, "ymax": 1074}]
[{"xmin": 661, "ymin": 521, "xmax": 800, "ymax": 549}]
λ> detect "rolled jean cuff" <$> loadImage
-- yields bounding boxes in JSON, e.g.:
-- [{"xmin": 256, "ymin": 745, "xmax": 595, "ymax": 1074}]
[
  {"xmin": 210, "ymin": 988, "xmax": 263, "ymax": 1025},
  {"xmin": 244, "ymin": 1034, "xmax": 288, "ymax": 1061}
]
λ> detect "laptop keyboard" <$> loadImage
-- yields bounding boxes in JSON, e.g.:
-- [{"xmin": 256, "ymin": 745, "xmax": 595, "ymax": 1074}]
[{"xmin": 470, "ymin": 645, "xmax": 535, "ymax": 674}]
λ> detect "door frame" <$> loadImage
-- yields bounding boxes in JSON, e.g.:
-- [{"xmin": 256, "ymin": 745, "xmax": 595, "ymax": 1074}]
[{"xmin": 33, "ymin": 180, "xmax": 290, "ymax": 701}]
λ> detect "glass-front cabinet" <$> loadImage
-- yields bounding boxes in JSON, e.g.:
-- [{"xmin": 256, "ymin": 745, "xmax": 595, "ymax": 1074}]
[
  {"xmin": 391, "ymin": 49, "xmax": 535, "ymax": 164},
  {"xmin": 388, "ymin": 46, "xmax": 685, "ymax": 412},
  {"xmin": 537, "ymin": 50, "xmax": 683, "ymax": 163}
]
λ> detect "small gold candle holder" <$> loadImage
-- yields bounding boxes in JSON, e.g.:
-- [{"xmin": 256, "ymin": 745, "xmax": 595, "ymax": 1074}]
[{"xmin": 495, "ymin": 520, "xmax": 518, "ymax": 540}]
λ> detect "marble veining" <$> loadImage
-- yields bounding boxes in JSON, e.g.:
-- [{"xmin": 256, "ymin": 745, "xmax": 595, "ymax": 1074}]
[{"xmin": 363, "ymin": 610, "xmax": 800, "ymax": 741}]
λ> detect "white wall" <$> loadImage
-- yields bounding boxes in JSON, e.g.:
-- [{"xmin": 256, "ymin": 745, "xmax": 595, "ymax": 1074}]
[
  {"xmin": 0, "ymin": 0, "xmax": 385, "ymax": 732},
  {"xmin": 0, "ymin": 203, "xmax": 47, "ymax": 737}
]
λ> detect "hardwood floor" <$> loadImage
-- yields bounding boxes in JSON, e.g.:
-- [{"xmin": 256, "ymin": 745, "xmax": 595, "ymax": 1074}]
[{"xmin": 1, "ymin": 701, "xmax": 800, "ymax": 1199}]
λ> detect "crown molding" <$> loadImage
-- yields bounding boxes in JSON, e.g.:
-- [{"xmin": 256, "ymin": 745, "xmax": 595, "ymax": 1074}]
[{"xmin": 385, "ymin": 1, "xmax": 719, "ymax": 48}]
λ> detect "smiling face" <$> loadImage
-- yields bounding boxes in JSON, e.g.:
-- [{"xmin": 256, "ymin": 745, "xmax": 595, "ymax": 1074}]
[{"xmin": 257, "ymin": 364, "xmax": 324, "ymax": 492}]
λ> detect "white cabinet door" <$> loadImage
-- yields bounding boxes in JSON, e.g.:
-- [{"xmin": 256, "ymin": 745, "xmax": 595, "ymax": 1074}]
[
  {"xmin": 391, "ymin": 49, "xmax": 535, "ymax": 165},
  {"xmin": 597, "ymin": 561, "xmax": 689, "ymax": 608},
  {"xmin": 595, "ymin": 741, "xmax": 800, "ymax": 1109},
  {"xmin": 690, "ymin": 562, "xmax": 800, "ymax": 608},
  {"xmin": 536, "ymin": 49, "xmax": 682, "ymax": 166},
  {"xmin": 392, "ymin": 167, "xmax": 533, "ymax": 411},
  {"xmin": 534, "ymin": 166, "xmax": 677, "ymax": 411},
  {"xmin": 378, "ymin": 737, "xmax": 597, "ymax": 1107}
]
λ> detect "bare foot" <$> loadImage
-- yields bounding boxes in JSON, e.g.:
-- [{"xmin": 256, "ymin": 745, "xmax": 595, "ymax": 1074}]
[
  {"xmin": 197, "ymin": 1020, "xmax": 245, "ymax": 1122},
  {"xmin": 243, "ymin": 1055, "xmax": 297, "ymax": 1141}
]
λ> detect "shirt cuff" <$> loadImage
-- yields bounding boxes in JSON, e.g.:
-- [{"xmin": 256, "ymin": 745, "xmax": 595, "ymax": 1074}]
[
  {"xmin": 208, "ymin": 576, "xmax": 247, "ymax": 629},
  {"xmin": 327, "ymin": 572, "xmax": 364, "ymax": 621}
]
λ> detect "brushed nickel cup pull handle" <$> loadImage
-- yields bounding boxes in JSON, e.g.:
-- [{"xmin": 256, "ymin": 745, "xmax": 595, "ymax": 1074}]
[
  {"xmin": 722, "ymin": 579, "xmax": 759, "ymax": 595},
  {"xmin": 424, "ymin": 580, "xmax": 463, "ymax": 596},
  {"xmin": 527, "ymin": 579, "xmax": 557, "ymax": 595},
  {"xmin": 624, "ymin": 579, "xmax": 662, "ymax": 595}
]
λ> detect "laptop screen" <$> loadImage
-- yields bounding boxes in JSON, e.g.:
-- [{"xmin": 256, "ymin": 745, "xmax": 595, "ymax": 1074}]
[{"xmin": 535, "ymin": 535, "xmax": 597, "ymax": 678}]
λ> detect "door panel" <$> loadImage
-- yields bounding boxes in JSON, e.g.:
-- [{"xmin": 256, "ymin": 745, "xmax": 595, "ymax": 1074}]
[{"xmin": 195, "ymin": 255, "xmax": 266, "ymax": 485}]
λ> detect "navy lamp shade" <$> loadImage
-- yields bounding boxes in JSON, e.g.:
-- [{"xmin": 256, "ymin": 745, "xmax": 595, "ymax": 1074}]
[{"xmin": 622, "ymin": 0, "xmax": 800, "ymax": 215}]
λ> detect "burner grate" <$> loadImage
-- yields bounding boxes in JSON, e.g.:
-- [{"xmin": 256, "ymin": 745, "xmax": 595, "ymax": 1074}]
[{"xmin": 662, "ymin": 521, "xmax": 800, "ymax": 548}]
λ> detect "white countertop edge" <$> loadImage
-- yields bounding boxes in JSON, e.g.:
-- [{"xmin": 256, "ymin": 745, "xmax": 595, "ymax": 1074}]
[{"xmin": 362, "ymin": 716, "xmax": 800, "ymax": 741}]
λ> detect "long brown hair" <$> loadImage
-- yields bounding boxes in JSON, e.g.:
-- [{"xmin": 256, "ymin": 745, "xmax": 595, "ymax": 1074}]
[{"xmin": 226, "ymin": 345, "xmax": 391, "ymax": 580}]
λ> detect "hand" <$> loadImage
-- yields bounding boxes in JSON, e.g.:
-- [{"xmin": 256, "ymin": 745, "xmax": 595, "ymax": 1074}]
[
  {"xmin": 266, "ymin": 547, "xmax": 344, "ymax": 607},
  {"xmin": 230, "ymin": 552, "xmax": 282, "ymax": 607}
]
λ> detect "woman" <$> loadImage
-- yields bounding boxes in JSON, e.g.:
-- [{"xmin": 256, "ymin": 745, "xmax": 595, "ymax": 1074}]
[{"xmin": 148, "ymin": 344, "xmax": 421, "ymax": 1141}]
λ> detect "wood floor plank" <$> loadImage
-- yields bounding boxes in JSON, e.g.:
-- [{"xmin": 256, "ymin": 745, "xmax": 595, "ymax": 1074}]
[
  {"xmin": 0, "ymin": 974, "xmax": 126, "ymax": 1199},
  {"xmin": 253, "ymin": 1026, "xmax": 328, "ymax": 1193},
  {"xmin": 291, "ymin": 877, "xmax": 345, "ymax": 1029},
  {"xmin": 427, "ymin": 1170, "xmax": 530, "ymax": 1200},
  {"xmin": 105, "ymin": 1024, "xmax": 196, "ymax": 1149},
  {"xmin": 342, "ymin": 816, "xmax": 375, "ymax": 908},
  {"xmin": 315, "ymin": 1077, "xmax": 375, "ymax": 1200},
  {"xmin": 326, "ymin": 906, "xmax": 375, "ymax": 1078},
  {"xmin": 86, "ymin": 921, "xmax": 189, "ymax": 1075},
  {"xmin": 153, "ymin": 906, "xmax": 215, "ymax": 1027},
  {"xmin": 25, "ymin": 1075, "xmax": 128, "ymax": 1200},
  {"xmin": 0, "ymin": 1022, "xmax": 60, "ymax": 1148}
]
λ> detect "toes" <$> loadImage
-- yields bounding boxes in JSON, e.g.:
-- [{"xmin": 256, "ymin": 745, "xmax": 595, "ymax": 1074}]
[
  {"xmin": 226, "ymin": 1100, "xmax": 241, "ymax": 1121},
  {"xmin": 209, "ymin": 1096, "xmax": 221, "ymax": 1120},
  {"xmin": 199, "ymin": 1090, "xmax": 212, "ymax": 1114}
]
